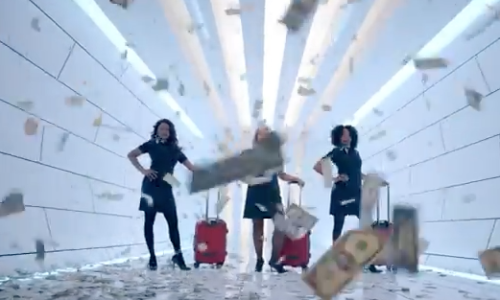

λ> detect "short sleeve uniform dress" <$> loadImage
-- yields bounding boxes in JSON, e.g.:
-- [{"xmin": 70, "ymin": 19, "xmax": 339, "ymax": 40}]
[
  {"xmin": 138, "ymin": 139, "xmax": 187, "ymax": 213},
  {"xmin": 324, "ymin": 147, "xmax": 362, "ymax": 217},
  {"xmin": 243, "ymin": 174, "xmax": 282, "ymax": 219}
]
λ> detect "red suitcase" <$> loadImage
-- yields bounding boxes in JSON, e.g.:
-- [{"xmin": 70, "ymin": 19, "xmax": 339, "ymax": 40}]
[
  {"xmin": 279, "ymin": 183, "xmax": 311, "ymax": 270},
  {"xmin": 193, "ymin": 192, "xmax": 228, "ymax": 269}
]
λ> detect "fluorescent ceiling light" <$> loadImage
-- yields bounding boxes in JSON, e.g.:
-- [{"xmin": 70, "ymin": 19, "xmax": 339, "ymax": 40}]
[
  {"xmin": 188, "ymin": 0, "xmax": 210, "ymax": 40},
  {"xmin": 349, "ymin": 0, "xmax": 499, "ymax": 126},
  {"xmin": 72, "ymin": 0, "xmax": 204, "ymax": 138},
  {"xmin": 302, "ymin": 0, "xmax": 399, "ymax": 131},
  {"xmin": 209, "ymin": 0, "xmax": 252, "ymax": 131},
  {"xmin": 283, "ymin": 2, "xmax": 352, "ymax": 129},
  {"xmin": 158, "ymin": 0, "xmax": 233, "ymax": 141},
  {"xmin": 262, "ymin": 0, "xmax": 289, "ymax": 126}
]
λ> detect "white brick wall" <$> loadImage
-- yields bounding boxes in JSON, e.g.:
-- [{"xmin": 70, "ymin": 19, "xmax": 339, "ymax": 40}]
[
  {"xmin": 0, "ymin": 0, "xmax": 196, "ymax": 276},
  {"xmin": 356, "ymin": 15, "xmax": 500, "ymax": 274}
]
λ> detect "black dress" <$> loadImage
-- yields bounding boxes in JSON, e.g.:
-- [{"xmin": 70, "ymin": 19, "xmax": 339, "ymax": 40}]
[
  {"xmin": 323, "ymin": 147, "xmax": 362, "ymax": 217},
  {"xmin": 138, "ymin": 139, "xmax": 187, "ymax": 213},
  {"xmin": 243, "ymin": 174, "xmax": 282, "ymax": 219}
]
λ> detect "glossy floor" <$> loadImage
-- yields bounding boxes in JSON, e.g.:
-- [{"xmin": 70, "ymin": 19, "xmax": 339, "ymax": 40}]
[{"xmin": 1, "ymin": 251, "xmax": 499, "ymax": 300}]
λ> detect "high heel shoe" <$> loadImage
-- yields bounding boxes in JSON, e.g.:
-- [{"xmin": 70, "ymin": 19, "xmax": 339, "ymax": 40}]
[
  {"xmin": 255, "ymin": 258, "xmax": 264, "ymax": 272},
  {"xmin": 148, "ymin": 256, "xmax": 157, "ymax": 271},
  {"xmin": 269, "ymin": 261, "xmax": 287, "ymax": 274},
  {"xmin": 368, "ymin": 264, "xmax": 382, "ymax": 273},
  {"xmin": 171, "ymin": 253, "xmax": 191, "ymax": 271}
]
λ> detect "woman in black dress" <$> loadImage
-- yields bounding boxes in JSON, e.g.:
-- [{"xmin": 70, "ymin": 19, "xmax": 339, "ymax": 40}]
[
  {"xmin": 242, "ymin": 126, "xmax": 305, "ymax": 273},
  {"xmin": 127, "ymin": 119, "xmax": 195, "ymax": 271},
  {"xmin": 313, "ymin": 124, "xmax": 381, "ymax": 273}
]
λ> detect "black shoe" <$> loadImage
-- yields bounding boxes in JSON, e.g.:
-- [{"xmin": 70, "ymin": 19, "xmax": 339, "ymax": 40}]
[
  {"xmin": 148, "ymin": 256, "xmax": 157, "ymax": 270},
  {"xmin": 368, "ymin": 264, "xmax": 382, "ymax": 273},
  {"xmin": 269, "ymin": 261, "xmax": 287, "ymax": 274},
  {"xmin": 171, "ymin": 253, "xmax": 191, "ymax": 271},
  {"xmin": 255, "ymin": 258, "xmax": 264, "ymax": 272}
]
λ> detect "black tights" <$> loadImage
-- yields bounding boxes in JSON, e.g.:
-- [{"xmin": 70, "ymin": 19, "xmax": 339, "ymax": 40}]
[
  {"xmin": 252, "ymin": 219, "xmax": 285, "ymax": 263},
  {"xmin": 144, "ymin": 210, "xmax": 181, "ymax": 257},
  {"xmin": 332, "ymin": 213, "xmax": 359, "ymax": 241}
]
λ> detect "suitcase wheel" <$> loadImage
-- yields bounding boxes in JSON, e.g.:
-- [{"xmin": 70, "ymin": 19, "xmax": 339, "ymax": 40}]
[
  {"xmin": 216, "ymin": 262, "xmax": 224, "ymax": 269},
  {"xmin": 301, "ymin": 264, "xmax": 308, "ymax": 271},
  {"xmin": 194, "ymin": 261, "xmax": 200, "ymax": 269}
]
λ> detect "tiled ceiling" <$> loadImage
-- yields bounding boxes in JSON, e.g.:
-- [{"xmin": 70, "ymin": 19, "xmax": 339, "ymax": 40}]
[{"xmin": 92, "ymin": 0, "xmax": 475, "ymax": 171}]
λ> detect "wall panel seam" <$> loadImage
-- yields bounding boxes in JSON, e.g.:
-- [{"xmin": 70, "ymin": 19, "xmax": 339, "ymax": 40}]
[
  {"xmin": 27, "ymin": 0, "xmax": 170, "ymax": 122},
  {"xmin": 386, "ymin": 133, "xmax": 500, "ymax": 175},
  {"xmin": 27, "ymin": 205, "xmax": 136, "ymax": 219},
  {"xmin": 0, "ymin": 241, "xmax": 170, "ymax": 258},
  {"xmin": 0, "ymin": 40, "xmax": 147, "ymax": 142},
  {"xmin": 360, "ymin": 37, "xmax": 500, "ymax": 138},
  {"xmin": 485, "ymin": 219, "xmax": 497, "ymax": 248},
  {"xmin": 398, "ymin": 174, "xmax": 500, "ymax": 198},
  {"xmin": 56, "ymin": 41, "xmax": 76, "ymax": 80},
  {"xmin": 0, "ymin": 150, "xmax": 138, "ymax": 191}
]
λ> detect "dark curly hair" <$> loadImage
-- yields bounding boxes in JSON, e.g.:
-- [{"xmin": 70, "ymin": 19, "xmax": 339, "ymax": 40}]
[
  {"xmin": 330, "ymin": 125, "xmax": 358, "ymax": 148},
  {"xmin": 151, "ymin": 119, "xmax": 178, "ymax": 145}
]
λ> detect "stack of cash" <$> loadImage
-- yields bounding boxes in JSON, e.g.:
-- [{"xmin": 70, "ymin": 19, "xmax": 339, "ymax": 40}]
[
  {"xmin": 390, "ymin": 205, "xmax": 419, "ymax": 272},
  {"xmin": 280, "ymin": 0, "xmax": 318, "ymax": 31},
  {"xmin": 479, "ymin": 246, "xmax": 500, "ymax": 278},
  {"xmin": 302, "ymin": 229, "xmax": 384, "ymax": 299},
  {"xmin": 0, "ymin": 191, "xmax": 25, "ymax": 218},
  {"xmin": 189, "ymin": 131, "xmax": 284, "ymax": 193},
  {"xmin": 286, "ymin": 203, "xmax": 318, "ymax": 232}
]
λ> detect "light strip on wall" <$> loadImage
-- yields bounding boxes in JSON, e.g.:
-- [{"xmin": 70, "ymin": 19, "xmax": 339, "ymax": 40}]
[
  {"xmin": 209, "ymin": 0, "xmax": 252, "ymax": 131},
  {"xmin": 301, "ymin": 0, "xmax": 401, "ymax": 132},
  {"xmin": 158, "ymin": 0, "xmax": 233, "ymax": 136},
  {"xmin": 348, "ymin": 0, "xmax": 500, "ymax": 126},
  {"xmin": 72, "ymin": 0, "xmax": 203, "ymax": 138},
  {"xmin": 283, "ymin": 1, "xmax": 352, "ymax": 129},
  {"xmin": 262, "ymin": 0, "xmax": 289, "ymax": 127},
  {"xmin": 188, "ymin": 0, "xmax": 211, "ymax": 40}
]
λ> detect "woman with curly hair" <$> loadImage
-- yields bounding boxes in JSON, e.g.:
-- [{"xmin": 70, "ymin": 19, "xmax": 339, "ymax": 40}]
[
  {"xmin": 242, "ymin": 125, "xmax": 305, "ymax": 273},
  {"xmin": 127, "ymin": 119, "xmax": 195, "ymax": 271},
  {"xmin": 313, "ymin": 124, "xmax": 381, "ymax": 273}
]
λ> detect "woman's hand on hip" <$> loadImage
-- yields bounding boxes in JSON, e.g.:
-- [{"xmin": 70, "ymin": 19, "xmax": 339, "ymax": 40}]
[{"xmin": 142, "ymin": 169, "xmax": 158, "ymax": 180}]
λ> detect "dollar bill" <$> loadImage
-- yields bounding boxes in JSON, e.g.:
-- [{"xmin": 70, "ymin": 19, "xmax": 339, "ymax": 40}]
[
  {"xmin": 273, "ymin": 212, "xmax": 305, "ymax": 240},
  {"xmin": 109, "ymin": 0, "xmax": 132, "ymax": 9},
  {"xmin": 189, "ymin": 131, "xmax": 284, "ymax": 193},
  {"xmin": 302, "ymin": 229, "xmax": 384, "ymax": 299},
  {"xmin": 320, "ymin": 158, "xmax": 333, "ymax": 188},
  {"xmin": 479, "ymin": 246, "xmax": 500, "ymax": 278},
  {"xmin": 464, "ymin": 88, "xmax": 483, "ymax": 111},
  {"xmin": 390, "ymin": 205, "xmax": 419, "ymax": 272},
  {"xmin": 280, "ymin": 0, "xmax": 318, "ymax": 31},
  {"xmin": 359, "ymin": 174, "xmax": 383, "ymax": 228},
  {"xmin": 163, "ymin": 173, "xmax": 181, "ymax": 187},
  {"xmin": 413, "ymin": 57, "xmax": 449, "ymax": 70},
  {"xmin": 285, "ymin": 203, "xmax": 318, "ymax": 232},
  {"xmin": 0, "ymin": 191, "xmax": 25, "ymax": 218}
]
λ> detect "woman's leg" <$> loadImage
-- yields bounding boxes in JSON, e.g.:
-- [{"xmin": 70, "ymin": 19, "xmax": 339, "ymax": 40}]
[
  {"xmin": 162, "ymin": 210, "xmax": 181, "ymax": 253},
  {"xmin": 269, "ymin": 227, "xmax": 285, "ymax": 264},
  {"xmin": 252, "ymin": 219, "xmax": 265, "ymax": 259},
  {"xmin": 332, "ymin": 212, "xmax": 346, "ymax": 242},
  {"xmin": 144, "ymin": 211, "xmax": 157, "ymax": 257},
  {"xmin": 162, "ymin": 206, "xmax": 190, "ymax": 270}
]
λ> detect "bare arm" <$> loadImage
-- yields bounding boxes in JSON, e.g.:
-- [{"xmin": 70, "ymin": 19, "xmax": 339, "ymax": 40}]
[
  {"xmin": 182, "ymin": 160, "xmax": 196, "ymax": 172},
  {"xmin": 313, "ymin": 160, "xmax": 323, "ymax": 175},
  {"xmin": 127, "ymin": 148, "xmax": 146, "ymax": 174},
  {"xmin": 278, "ymin": 171, "xmax": 301, "ymax": 183}
]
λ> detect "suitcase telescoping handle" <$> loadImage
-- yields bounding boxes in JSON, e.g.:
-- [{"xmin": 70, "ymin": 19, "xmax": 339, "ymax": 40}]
[
  {"xmin": 204, "ymin": 191, "xmax": 220, "ymax": 220},
  {"xmin": 287, "ymin": 180, "xmax": 302, "ymax": 207},
  {"xmin": 376, "ymin": 184, "xmax": 390, "ymax": 222},
  {"xmin": 204, "ymin": 189, "xmax": 220, "ymax": 221}
]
